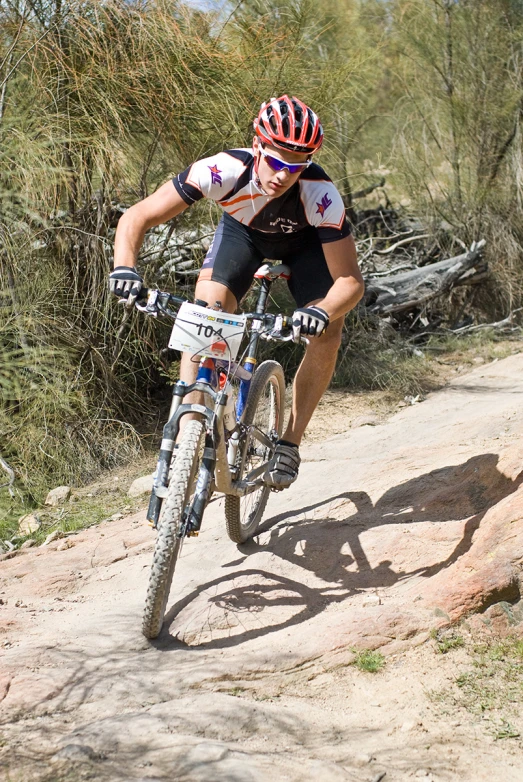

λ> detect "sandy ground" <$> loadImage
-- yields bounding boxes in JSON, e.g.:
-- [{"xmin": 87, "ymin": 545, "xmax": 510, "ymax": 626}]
[{"xmin": 2, "ymin": 354, "xmax": 523, "ymax": 781}]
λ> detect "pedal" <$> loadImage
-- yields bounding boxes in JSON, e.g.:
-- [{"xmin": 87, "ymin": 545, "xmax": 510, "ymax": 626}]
[{"xmin": 187, "ymin": 530, "xmax": 199, "ymax": 537}]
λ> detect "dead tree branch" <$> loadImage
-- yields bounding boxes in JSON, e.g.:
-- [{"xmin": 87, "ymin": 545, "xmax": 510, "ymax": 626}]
[
  {"xmin": 0, "ymin": 455, "xmax": 15, "ymax": 497},
  {"xmin": 364, "ymin": 240, "xmax": 486, "ymax": 315}
]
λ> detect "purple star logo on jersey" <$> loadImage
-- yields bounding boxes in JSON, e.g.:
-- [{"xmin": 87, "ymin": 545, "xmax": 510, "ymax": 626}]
[
  {"xmin": 316, "ymin": 192, "xmax": 332, "ymax": 217},
  {"xmin": 208, "ymin": 164, "xmax": 222, "ymax": 186}
]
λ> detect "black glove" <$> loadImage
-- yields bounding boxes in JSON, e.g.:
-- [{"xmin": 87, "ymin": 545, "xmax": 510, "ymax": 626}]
[
  {"xmin": 109, "ymin": 266, "xmax": 143, "ymax": 307},
  {"xmin": 292, "ymin": 306, "xmax": 329, "ymax": 340}
]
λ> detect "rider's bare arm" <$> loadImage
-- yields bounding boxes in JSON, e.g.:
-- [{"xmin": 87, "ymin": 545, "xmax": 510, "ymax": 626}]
[
  {"xmin": 313, "ymin": 235, "xmax": 364, "ymax": 320},
  {"xmin": 113, "ymin": 182, "xmax": 189, "ymax": 269}
]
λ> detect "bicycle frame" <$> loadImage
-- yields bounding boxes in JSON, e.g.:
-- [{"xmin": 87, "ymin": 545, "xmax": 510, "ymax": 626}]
[{"xmin": 146, "ymin": 263, "xmax": 291, "ymax": 532}]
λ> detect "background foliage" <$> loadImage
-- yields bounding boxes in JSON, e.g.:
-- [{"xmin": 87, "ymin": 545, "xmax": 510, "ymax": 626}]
[{"xmin": 1, "ymin": 0, "xmax": 522, "ymax": 503}]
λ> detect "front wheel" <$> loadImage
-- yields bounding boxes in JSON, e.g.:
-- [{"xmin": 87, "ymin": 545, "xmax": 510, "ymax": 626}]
[
  {"xmin": 142, "ymin": 419, "xmax": 205, "ymax": 639},
  {"xmin": 225, "ymin": 360, "xmax": 285, "ymax": 544}
]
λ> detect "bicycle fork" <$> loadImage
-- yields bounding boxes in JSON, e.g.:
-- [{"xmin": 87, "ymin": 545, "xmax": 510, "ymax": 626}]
[
  {"xmin": 185, "ymin": 434, "xmax": 215, "ymax": 537},
  {"xmin": 147, "ymin": 374, "xmax": 220, "ymax": 531}
]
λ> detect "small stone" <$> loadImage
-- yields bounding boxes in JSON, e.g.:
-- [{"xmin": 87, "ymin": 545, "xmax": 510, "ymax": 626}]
[
  {"xmin": 53, "ymin": 744, "xmax": 98, "ymax": 763},
  {"xmin": 185, "ymin": 742, "xmax": 229, "ymax": 764},
  {"xmin": 57, "ymin": 539, "xmax": 73, "ymax": 551},
  {"xmin": 401, "ymin": 720, "xmax": 418, "ymax": 732},
  {"xmin": 18, "ymin": 513, "xmax": 41, "ymax": 535},
  {"xmin": 43, "ymin": 530, "xmax": 64, "ymax": 546},
  {"xmin": 362, "ymin": 595, "xmax": 381, "ymax": 607},
  {"xmin": 45, "ymin": 486, "xmax": 71, "ymax": 506},
  {"xmin": 128, "ymin": 474, "xmax": 154, "ymax": 498},
  {"xmin": 20, "ymin": 539, "xmax": 36, "ymax": 549},
  {"xmin": 353, "ymin": 752, "xmax": 373, "ymax": 766},
  {"xmin": 415, "ymin": 769, "xmax": 430, "ymax": 778},
  {"xmin": 110, "ymin": 512, "xmax": 124, "ymax": 521},
  {"xmin": 15, "ymin": 600, "xmax": 27, "ymax": 608},
  {"xmin": 351, "ymin": 414, "xmax": 380, "ymax": 428}
]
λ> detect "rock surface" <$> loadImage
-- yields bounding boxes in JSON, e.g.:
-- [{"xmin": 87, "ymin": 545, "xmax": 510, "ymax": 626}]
[
  {"xmin": 2, "ymin": 354, "xmax": 523, "ymax": 781},
  {"xmin": 42, "ymin": 529, "xmax": 64, "ymax": 546},
  {"xmin": 44, "ymin": 486, "xmax": 71, "ymax": 506},
  {"xmin": 127, "ymin": 473, "xmax": 154, "ymax": 497},
  {"xmin": 18, "ymin": 513, "xmax": 41, "ymax": 535}
]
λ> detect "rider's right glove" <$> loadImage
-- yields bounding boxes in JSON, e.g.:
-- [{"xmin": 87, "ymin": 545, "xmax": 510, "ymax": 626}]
[
  {"xmin": 292, "ymin": 305, "xmax": 330, "ymax": 342},
  {"xmin": 109, "ymin": 266, "xmax": 143, "ymax": 308}
]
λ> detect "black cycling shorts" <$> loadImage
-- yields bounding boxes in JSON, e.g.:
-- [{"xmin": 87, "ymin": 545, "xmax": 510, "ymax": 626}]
[{"xmin": 198, "ymin": 212, "xmax": 335, "ymax": 307}]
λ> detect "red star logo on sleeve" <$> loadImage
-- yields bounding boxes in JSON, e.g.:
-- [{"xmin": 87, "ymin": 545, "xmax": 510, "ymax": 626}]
[{"xmin": 208, "ymin": 164, "xmax": 223, "ymax": 186}]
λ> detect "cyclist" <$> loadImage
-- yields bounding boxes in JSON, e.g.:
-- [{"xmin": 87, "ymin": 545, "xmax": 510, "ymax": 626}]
[{"xmin": 110, "ymin": 95, "xmax": 364, "ymax": 489}]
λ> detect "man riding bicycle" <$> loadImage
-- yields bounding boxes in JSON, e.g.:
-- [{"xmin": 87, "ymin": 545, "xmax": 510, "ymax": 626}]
[{"xmin": 110, "ymin": 95, "xmax": 364, "ymax": 489}]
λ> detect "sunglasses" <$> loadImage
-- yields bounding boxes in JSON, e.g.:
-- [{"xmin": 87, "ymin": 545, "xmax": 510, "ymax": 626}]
[{"xmin": 259, "ymin": 147, "xmax": 311, "ymax": 174}]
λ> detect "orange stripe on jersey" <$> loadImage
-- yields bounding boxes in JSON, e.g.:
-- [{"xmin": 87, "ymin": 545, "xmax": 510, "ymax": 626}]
[
  {"xmin": 321, "ymin": 215, "xmax": 345, "ymax": 230},
  {"xmin": 221, "ymin": 193, "xmax": 264, "ymax": 207}
]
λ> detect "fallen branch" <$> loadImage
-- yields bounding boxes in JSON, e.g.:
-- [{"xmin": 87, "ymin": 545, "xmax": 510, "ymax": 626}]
[
  {"xmin": 451, "ymin": 308, "xmax": 522, "ymax": 335},
  {"xmin": 376, "ymin": 233, "xmax": 431, "ymax": 255},
  {"xmin": 352, "ymin": 177, "xmax": 386, "ymax": 200},
  {"xmin": 0, "ymin": 455, "xmax": 15, "ymax": 497},
  {"xmin": 364, "ymin": 240, "xmax": 486, "ymax": 315}
]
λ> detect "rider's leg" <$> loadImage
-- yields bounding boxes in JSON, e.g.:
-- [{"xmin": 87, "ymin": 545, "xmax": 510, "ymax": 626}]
[
  {"xmin": 179, "ymin": 213, "xmax": 261, "ymax": 397},
  {"xmin": 264, "ymin": 311, "xmax": 343, "ymax": 488},
  {"xmin": 179, "ymin": 278, "xmax": 238, "ymax": 383},
  {"xmin": 282, "ymin": 312, "xmax": 344, "ymax": 445}
]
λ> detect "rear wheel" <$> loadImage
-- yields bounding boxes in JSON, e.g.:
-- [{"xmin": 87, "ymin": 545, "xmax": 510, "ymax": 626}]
[
  {"xmin": 142, "ymin": 419, "xmax": 205, "ymax": 639},
  {"xmin": 225, "ymin": 360, "xmax": 285, "ymax": 543}
]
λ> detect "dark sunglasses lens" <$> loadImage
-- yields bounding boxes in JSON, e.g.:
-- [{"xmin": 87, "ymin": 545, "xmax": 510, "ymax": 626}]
[{"xmin": 266, "ymin": 154, "xmax": 305, "ymax": 174}]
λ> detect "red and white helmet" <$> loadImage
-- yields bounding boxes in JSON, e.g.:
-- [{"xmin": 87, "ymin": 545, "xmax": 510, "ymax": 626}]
[{"xmin": 253, "ymin": 95, "xmax": 324, "ymax": 155}]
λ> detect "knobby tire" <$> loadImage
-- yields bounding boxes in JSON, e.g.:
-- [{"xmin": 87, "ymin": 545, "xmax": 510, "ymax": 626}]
[
  {"xmin": 225, "ymin": 360, "xmax": 285, "ymax": 544},
  {"xmin": 142, "ymin": 419, "xmax": 205, "ymax": 639}
]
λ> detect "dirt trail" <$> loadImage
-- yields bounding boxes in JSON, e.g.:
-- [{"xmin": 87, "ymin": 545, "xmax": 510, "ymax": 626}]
[{"xmin": 2, "ymin": 355, "xmax": 523, "ymax": 781}]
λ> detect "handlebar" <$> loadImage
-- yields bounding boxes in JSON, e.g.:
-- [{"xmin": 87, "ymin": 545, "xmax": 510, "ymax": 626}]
[{"xmin": 132, "ymin": 286, "xmax": 304, "ymax": 344}]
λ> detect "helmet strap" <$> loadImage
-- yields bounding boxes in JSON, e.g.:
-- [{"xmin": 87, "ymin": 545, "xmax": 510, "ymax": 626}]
[{"xmin": 252, "ymin": 143, "xmax": 269, "ymax": 195}]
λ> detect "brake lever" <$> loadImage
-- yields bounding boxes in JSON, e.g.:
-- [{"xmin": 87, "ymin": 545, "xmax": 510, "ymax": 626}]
[{"xmin": 134, "ymin": 289, "xmax": 160, "ymax": 316}]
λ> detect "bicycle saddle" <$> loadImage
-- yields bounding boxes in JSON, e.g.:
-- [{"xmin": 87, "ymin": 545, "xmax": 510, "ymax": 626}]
[{"xmin": 254, "ymin": 263, "xmax": 291, "ymax": 280}]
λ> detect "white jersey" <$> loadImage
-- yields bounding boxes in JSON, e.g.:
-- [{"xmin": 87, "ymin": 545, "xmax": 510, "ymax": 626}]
[{"xmin": 173, "ymin": 148, "xmax": 351, "ymax": 243}]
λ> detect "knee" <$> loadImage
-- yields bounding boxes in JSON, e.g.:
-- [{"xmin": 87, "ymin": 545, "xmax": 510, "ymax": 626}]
[
  {"xmin": 307, "ymin": 321, "xmax": 343, "ymax": 357},
  {"xmin": 323, "ymin": 317, "xmax": 343, "ymax": 348}
]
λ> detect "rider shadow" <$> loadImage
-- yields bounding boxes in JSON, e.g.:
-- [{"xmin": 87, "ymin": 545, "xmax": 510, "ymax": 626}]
[{"xmin": 159, "ymin": 453, "xmax": 523, "ymax": 650}]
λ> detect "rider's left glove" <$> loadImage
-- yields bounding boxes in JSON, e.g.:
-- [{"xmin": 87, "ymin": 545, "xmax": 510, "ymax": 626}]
[
  {"xmin": 109, "ymin": 266, "xmax": 143, "ymax": 308},
  {"xmin": 292, "ymin": 305, "xmax": 329, "ymax": 341}
]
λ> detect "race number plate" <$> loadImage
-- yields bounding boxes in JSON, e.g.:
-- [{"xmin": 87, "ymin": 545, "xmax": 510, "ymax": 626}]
[{"xmin": 168, "ymin": 302, "xmax": 247, "ymax": 360}]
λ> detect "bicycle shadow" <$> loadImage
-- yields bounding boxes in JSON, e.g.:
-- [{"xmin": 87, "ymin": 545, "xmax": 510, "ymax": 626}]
[{"xmin": 159, "ymin": 453, "xmax": 523, "ymax": 650}]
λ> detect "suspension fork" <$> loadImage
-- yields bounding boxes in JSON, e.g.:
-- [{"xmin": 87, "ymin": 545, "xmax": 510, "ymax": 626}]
[
  {"xmin": 146, "ymin": 380, "xmax": 187, "ymax": 527},
  {"xmin": 185, "ymin": 431, "xmax": 216, "ymax": 537},
  {"xmin": 147, "ymin": 356, "xmax": 220, "ymax": 528}
]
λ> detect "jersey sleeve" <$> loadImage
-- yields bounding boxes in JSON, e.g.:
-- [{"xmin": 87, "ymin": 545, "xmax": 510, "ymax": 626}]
[
  {"xmin": 173, "ymin": 151, "xmax": 249, "ymax": 205},
  {"xmin": 299, "ymin": 178, "xmax": 352, "ymax": 243}
]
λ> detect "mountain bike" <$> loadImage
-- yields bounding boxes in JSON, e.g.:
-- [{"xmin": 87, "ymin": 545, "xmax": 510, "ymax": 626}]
[{"xmin": 134, "ymin": 263, "xmax": 301, "ymax": 639}]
